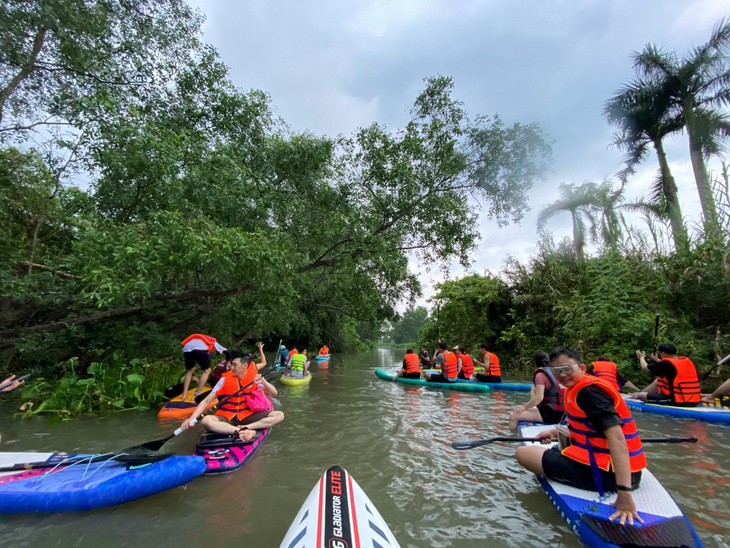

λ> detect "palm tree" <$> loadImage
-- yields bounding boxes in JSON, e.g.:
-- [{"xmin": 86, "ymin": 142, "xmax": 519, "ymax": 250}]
[
  {"xmin": 537, "ymin": 182, "xmax": 599, "ymax": 261},
  {"xmin": 632, "ymin": 19, "xmax": 730, "ymax": 235},
  {"xmin": 604, "ymin": 82, "xmax": 688, "ymax": 248},
  {"xmin": 589, "ymin": 181, "xmax": 627, "ymax": 251}
]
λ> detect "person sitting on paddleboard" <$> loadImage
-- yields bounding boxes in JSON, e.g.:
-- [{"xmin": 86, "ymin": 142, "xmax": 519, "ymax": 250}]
[
  {"xmin": 702, "ymin": 376, "xmax": 730, "ymax": 405},
  {"xmin": 286, "ymin": 346, "xmax": 310, "ymax": 378},
  {"xmin": 180, "ymin": 350, "xmax": 284, "ymax": 442},
  {"xmin": 397, "ymin": 348, "xmax": 421, "ymax": 379},
  {"xmin": 278, "ymin": 344, "xmax": 290, "ymax": 368},
  {"xmin": 180, "ymin": 333, "xmax": 228, "ymax": 401},
  {"xmin": 319, "ymin": 345, "xmax": 329, "ymax": 356},
  {"xmin": 423, "ymin": 341, "xmax": 459, "ymax": 383},
  {"xmin": 633, "ymin": 344, "xmax": 701, "ymax": 407},
  {"xmin": 515, "ymin": 347, "xmax": 646, "ymax": 526},
  {"xmin": 473, "ymin": 343, "xmax": 501, "ymax": 383},
  {"xmin": 587, "ymin": 355, "xmax": 639, "ymax": 393},
  {"xmin": 454, "ymin": 346, "xmax": 475, "ymax": 380},
  {"xmin": 419, "ymin": 345, "xmax": 431, "ymax": 368},
  {"xmin": 509, "ymin": 351, "xmax": 566, "ymax": 432},
  {"xmin": 209, "ymin": 350, "xmax": 232, "ymax": 386}
]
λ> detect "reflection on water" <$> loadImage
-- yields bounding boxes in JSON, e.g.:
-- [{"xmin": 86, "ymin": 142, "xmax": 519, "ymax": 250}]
[{"xmin": 0, "ymin": 348, "xmax": 728, "ymax": 547}]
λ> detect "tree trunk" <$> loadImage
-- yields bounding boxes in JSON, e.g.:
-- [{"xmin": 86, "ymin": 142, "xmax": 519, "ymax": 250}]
[
  {"xmin": 683, "ymin": 97, "xmax": 719, "ymax": 235},
  {"xmin": 0, "ymin": 29, "xmax": 47, "ymax": 125},
  {"xmin": 571, "ymin": 212, "xmax": 584, "ymax": 262},
  {"xmin": 653, "ymin": 138, "xmax": 687, "ymax": 249}
]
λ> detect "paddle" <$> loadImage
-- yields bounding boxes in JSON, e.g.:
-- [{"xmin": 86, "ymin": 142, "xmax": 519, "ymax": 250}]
[
  {"xmin": 0, "ymin": 373, "xmax": 30, "ymax": 391},
  {"xmin": 653, "ymin": 313, "xmax": 660, "ymax": 356},
  {"xmin": 451, "ymin": 435, "xmax": 698, "ymax": 450},
  {"xmin": 701, "ymin": 353, "xmax": 730, "ymax": 381},
  {"xmin": 0, "ymin": 452, "xmax": 174, "ymax": 472},
  {"xmin": 131, "ymin": 367, "xmax": 275, "ymax": 453}
]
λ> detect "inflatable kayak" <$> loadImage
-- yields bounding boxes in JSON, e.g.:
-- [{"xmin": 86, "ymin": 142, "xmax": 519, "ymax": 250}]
[
  {"xmin": 0, "ymin": 451, "xmax": 205, "ymax": 513},
  {"xmin": 422, "ymin": 369, "xmax": 531, "ymax": 392},
  {"xmin": 623, "ymin": 394, "xmax": 730, "ymax": 425},
  {"xmin": 518, "ymin": 423, "xmax": 702, "ymax": 548},
  {"xmin": 157, "ymin": 388, "xmax": 216, "ymax": 420},
  {"xmin": 315, "ymin": 355, "xmax": 330, "ymax": 361},
  {"xmin": 280, "ymin": 374, "xmax": 312, "ymax": 386},
  {"xmin": 194, "ymin": 428, "xmax": 270, "ymax": 475},
  {"xmin": 375, "ymin": 369, "xmax": 491, "ymax": 393},
  {"xmin": 280, "ymin": 464, "xmax": 400, "ymax": 548}
]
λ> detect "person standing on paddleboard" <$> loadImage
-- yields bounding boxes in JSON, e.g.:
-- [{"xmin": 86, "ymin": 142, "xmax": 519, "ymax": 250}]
[
  {"xmin": 509, "ymin": 351, "xmax": 566, "ymax": 432},
  {"xmin": 515, "ymin": 347, "xmax": 646, "ymax": 526},
  {"xmin": 633, "ymin": 344, "xmax": 701, "ymax": 407},
  {"xmin": 180, "ymin": 349, "xmax": 284, "ymax": 442},
  {"xmin": 180, "ymin": 333, "xmax": 228, "ymax": 401}
]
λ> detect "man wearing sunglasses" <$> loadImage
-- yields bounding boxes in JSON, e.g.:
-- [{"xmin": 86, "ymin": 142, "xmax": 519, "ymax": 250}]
[{"xmin": 515, "ymin": 347, "xmax": 646, "ymax": 526}]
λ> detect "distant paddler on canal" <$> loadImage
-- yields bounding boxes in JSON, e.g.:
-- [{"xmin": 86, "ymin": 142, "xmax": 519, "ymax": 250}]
[
  {"xmin": 423, "ymin": 340, "xmax": 459, "ymax": 383},
  {"xmin": 632, "ymin": 344, "xmax": 701, "ymax": 406},
  {"xmin": 473, "ymin": 343, "xmax": 501, "ymax": 383},
  {"xmin": 180, "ymin": 333, "xmax": 228, "ymax": 402},
  {"xmin": 396, "ymin": 348, "xmax": 421, "ymax": 379},
  {"xmin": 515, "ymin": 347, "xmax": 646, "ymax": 525},
  {"xmin": 509, "ymin": 351, "xmax": 565, "ymax": 432},
  {"xmin": 180, "ymin": 349, "xmax": 283, "ymax": 442},
  {"xmin": 285, "ymin": 346, "xmax": 311, "ymax": 379}
]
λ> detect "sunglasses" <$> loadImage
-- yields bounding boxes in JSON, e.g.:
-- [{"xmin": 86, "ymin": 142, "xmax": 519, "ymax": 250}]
[{"xmin": 549, "ymin": 364, "xmax": 580, "ymax": 375}]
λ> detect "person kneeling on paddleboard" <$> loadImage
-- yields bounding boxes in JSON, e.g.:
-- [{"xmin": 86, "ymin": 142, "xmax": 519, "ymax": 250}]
[
  {"xmin": 424, "ymin": 341, "xmax": 459, "ymax": 383},
  {"xmin": 515, "ymin": 347, "xmax": 646, "ymax": 526},
  {"xmin": 180, "ymin": 350, "xmax": 284, "ymax": 442}
]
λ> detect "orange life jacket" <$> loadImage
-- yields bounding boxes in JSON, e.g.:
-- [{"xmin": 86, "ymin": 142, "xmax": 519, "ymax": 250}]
[
  {"xmin": 459, "ymin": 353, "xmax": 474, "ymax": 377},
  {"xmin": 181, "ymin": 333, "xmax": 217, "ymax": 353},
  {"xmin": 289, "ymin": 349, "xmax": 299, "ymax": 357},
  {"xmin": 319, "ymin": 347, "xmax": 328, "ymax": 355},
  {"xmin": 441, "ymin": 351, "xmax": 458, "ymax": 378},
  {"xmin": 215, "ymin": 367, "xmax": 258, "ymax": 421},
  {"xmin": 403, "ymin": 352, "xmax": 420, "ymax": 374},
  {"xmin": 563, "ymin": 375, "xmax": 646, "ymax": 473},
  {"xmin": 591, "ymin": 361, "xmax": 621, "ymax": 393},
  {"xmin": 484, "ymin": 351, "xmax": 501, "ymax": 377},
  {"xmin": 656, "ymin": 357, "xmax": 701, "ymax": 403},
  {"xmin": 533, "ymin": 368, "xmax": 565, "ymax": 411}
]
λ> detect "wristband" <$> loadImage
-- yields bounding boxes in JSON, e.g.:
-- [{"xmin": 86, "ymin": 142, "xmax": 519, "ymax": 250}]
[{"xmin": 615, "ymin": 484, "xmax": 634, "ymax": 492}]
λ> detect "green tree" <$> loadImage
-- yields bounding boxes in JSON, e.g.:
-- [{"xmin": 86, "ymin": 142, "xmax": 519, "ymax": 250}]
[
  {"xmin": 391, "ymin": 306, "xmax": 428, "ymax": 344},
  {"xmin": 631, "ymin": 19, "xmax": 730, "ymax": 235}
]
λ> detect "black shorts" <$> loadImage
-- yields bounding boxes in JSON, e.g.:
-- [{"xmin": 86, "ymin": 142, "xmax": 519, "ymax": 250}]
[
  {"xmin": 211, "ymin": 411, "xmax": 272, "ymax": 426},
  {"xmin": 184, "ymin": 349, "xmax": 211, "ymax": 371},
  {"xmin": 402, "ymin": 371, "xmax": 421, "ymax": 379},
  {"xmin": 538, "ymin": 405, "xmax": 565, "ymax": 424},
  {"xmin": 474, "ymin": 373, "xmax": 501, "ymax": 383},
  {"xmin": 541, "ymin": 447, "xmax": 641, "ymax": 492},
  {"xmin": 647, "ymin": 392, "xmax": 699, "ymax": 407},
  {"xmin": 428, "ymin": 373, "xmax": 456, "ymax": 383}
]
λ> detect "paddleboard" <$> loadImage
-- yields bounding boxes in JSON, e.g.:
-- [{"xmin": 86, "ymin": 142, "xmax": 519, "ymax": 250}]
[
  {"xmin": 157, "ymin": 388, "xmax": 216, "ymax": 420},
  {"xmin": 315, "ymin": 355, "xmax": 330, "ymax": 361},
  {"xmin": 280, "ymin": 464, "xmax": 400, "ymax": 548},
  {"xmin": 518, "ymin": 423, "xmax": 703, "ymax": 548},
  {"xmin": 194, "ymin": 428, "xmax": 270, "ymax": 475},
  {"xmin": 375, "ymin": 369, "xmax": 491, "ymax": 393},
  {"xmin": 422, "ymin": 369, "xmax": 531, "ymax": 392},
  {"xmin": 280, "ymin": 374, "xmax": 313, "ymax": 386},
  {"xmin": 0, "ymin": 452, "xmax": 205, "ymax": 513},
  {"xmin": 622, "ymin": 394, "xmax": 730, "ymax": 425}
]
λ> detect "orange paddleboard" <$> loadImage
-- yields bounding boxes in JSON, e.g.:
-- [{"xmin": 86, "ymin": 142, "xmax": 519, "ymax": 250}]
[{"xmin": 157, "ymin": 389, "xmax": 217, "ymax": 420}]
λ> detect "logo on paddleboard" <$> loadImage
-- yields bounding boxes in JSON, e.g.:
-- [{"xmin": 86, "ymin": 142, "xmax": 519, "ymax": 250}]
[{"xmin": 325, "ymin": 466, "xmax": 353, "ymax": 548}]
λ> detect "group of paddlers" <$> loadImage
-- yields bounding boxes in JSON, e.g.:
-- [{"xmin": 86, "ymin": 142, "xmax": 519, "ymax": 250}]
[
  {"xmin": 397, "ymin": 340, "xmax": 503, "ymax": 383},
  {"xmin": 400, "ymin": 340, "xmax": 728, "ymax": 525}
]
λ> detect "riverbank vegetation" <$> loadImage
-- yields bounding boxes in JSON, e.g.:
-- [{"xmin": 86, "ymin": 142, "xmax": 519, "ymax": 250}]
[{"xmin": 0, "ymin": 1, "xmax": 551, "ymax": 414}]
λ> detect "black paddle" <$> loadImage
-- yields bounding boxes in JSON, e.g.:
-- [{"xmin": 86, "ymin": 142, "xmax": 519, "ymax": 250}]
[
  {"xmin": 451, "ymin": 435, "xmax": 698, "ymax": 450},
  {"xmin": 0, "ymin": 373, "xmax": 30, "ymax": 391},
  {"xmin": 701, "ymin": 353, "xmax": 730, "ymax": 381},
  {"xmin": 0, "ymin": 452, "xmax": 174, "ymax": 472},
  {"xmin": 652, "ymin": 313, "xmax": 660, "ymax": 356},
  {"xmin": 130, "ymin": 367, "xmax": 275, "ymax": 453}
]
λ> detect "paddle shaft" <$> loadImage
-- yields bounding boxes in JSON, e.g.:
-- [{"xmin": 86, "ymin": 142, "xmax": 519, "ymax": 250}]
[
  {"xmin": 701, "ymin": 353, "xmax": 730, "ymax": 381},
  {"xmin": 452, "ymin": 435, "xmax": 698, "ymax": 450},
  {"xmin": 653, "ymin": 313, "xmax": 660, "ymax": 356},
  {"xmin": 0, "ymin": 373, "xmax": 30, "ymax": 391}
]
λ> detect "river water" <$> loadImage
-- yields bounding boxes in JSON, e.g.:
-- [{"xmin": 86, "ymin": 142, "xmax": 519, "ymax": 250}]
[{"xmin": 0, "ymin": 348, "xmax": 728, "ymax": 547}]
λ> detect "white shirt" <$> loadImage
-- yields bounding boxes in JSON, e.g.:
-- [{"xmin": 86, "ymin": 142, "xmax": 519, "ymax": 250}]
[{"xmin": 182, "ymin": 338, "xmax": 227, "ymax": 354}]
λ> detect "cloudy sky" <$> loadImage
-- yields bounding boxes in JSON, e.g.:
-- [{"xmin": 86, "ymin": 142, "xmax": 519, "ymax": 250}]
[{"xmin": 188, "ymin": 0, "xmax": 728, "ymax": 307}]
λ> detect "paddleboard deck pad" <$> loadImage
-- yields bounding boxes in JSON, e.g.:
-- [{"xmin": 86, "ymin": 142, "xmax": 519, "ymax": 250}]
[
  {"xmin": 375, "ymin": 369, "xmax": 491, "ymax": 393},
  {"xmin": 0, "ymin": 451, "xmax": 205, "ymax": 513},
  {"xmin": 518, "ymin": 423, "xmax": 702, "ymax": 547},
  {"xmin": 623, "ymin": 394, "xmax": 730, "ymax": 425},
  {"xmin": 194, "ymin": 428, "xmax": 270, "ymax": 475},
  {"xmin": 280, "ymin": 464, "xmax": 400, "ymax": 548}
]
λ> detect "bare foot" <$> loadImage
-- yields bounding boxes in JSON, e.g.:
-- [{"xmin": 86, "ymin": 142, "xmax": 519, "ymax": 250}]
[{"xmin": 236, "ymin": 427, "xmax": 256, "ymax": 442}]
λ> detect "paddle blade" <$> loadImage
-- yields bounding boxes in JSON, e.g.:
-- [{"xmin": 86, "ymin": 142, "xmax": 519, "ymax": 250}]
[
  {"xmin": 451, "ymin": 439, "xmax": 490, "ymax": 450},
  {"xmin": 124, "ymin": 433, "xmax": 175, "ymax": 454}
]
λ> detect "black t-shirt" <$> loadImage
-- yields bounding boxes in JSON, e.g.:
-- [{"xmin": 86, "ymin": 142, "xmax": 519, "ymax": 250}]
[{"xmin": 575, "ymin": 384, "xmax": 622, "ymax": 433}]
